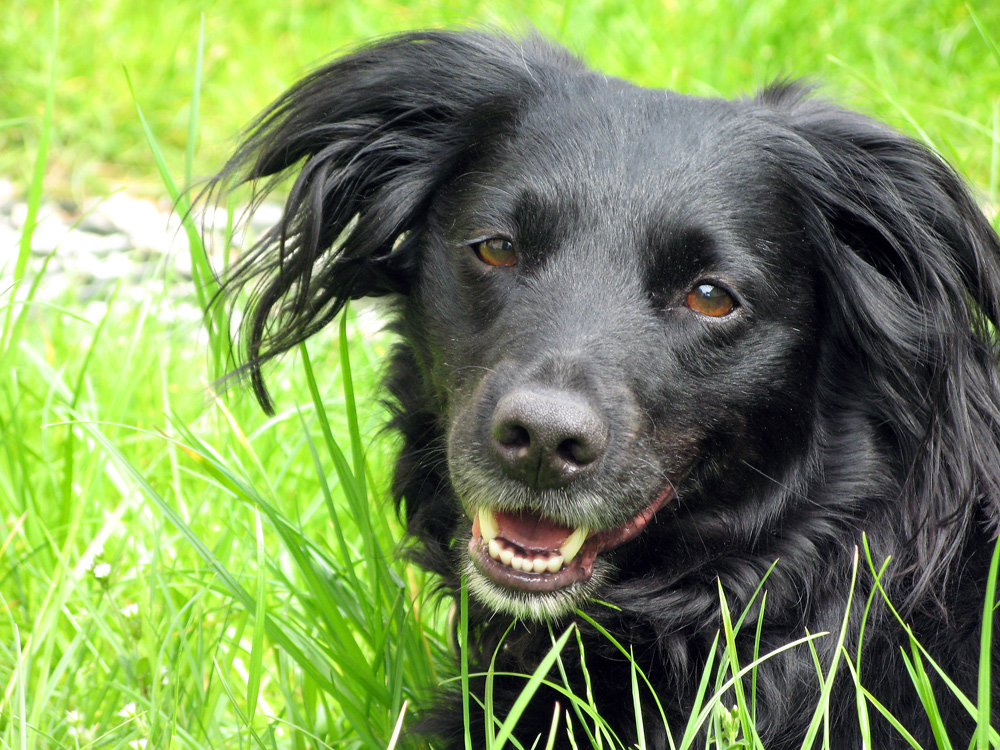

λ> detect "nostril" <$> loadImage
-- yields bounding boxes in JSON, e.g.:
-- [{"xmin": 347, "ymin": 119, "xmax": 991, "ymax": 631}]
[
  {"xmin": 556, "ymin": 437, "xmax": 598, "ymax": 467},
  {"xmin": 495, "ymin": 423, "xmax": 531, "ymax": 451}
]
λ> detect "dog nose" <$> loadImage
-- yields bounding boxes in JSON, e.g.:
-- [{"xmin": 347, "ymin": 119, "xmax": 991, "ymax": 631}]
[{"xmin": 490, "ymin": 388, "xmax": 608, "ymax": 488}]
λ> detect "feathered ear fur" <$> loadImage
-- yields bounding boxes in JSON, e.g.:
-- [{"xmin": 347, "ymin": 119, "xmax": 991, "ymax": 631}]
[
  {"xmin": 209, "ymin": 30, "xmax": 582, "ymax": 411},
  {"xmin": 759, "ymin": 84, "xmax": 1000, "ymax": 605}
]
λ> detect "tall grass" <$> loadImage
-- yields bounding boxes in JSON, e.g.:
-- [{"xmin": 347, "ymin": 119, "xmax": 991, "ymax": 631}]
[
  {"xmin": 1, "ymin": 2, "xmax": 998, "ymax": 749},
  {"xmin": 2, "ymin": 1, "xmax": 999, "ymax": 196}
]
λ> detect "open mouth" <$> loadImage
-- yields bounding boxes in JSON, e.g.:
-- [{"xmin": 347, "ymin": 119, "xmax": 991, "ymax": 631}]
[{"xmin": 467, "ymin": 484, "xmax": 676, "ymax": 594}]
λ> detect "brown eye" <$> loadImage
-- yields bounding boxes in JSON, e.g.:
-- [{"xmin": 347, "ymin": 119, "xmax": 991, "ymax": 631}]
[
  {"xmin": 472, "ymin": 237, "xmax": 517, "ymax": 267},
  {"xmin": 686, "ymin": 283, "xmax": 736, "ymax": 317}
]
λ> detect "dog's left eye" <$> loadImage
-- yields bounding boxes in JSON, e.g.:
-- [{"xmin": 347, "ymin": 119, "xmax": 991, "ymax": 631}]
[
  {"xmin": 471, "ymin": 237, "xmax": 517, "ymax": 267},
  {"xmin": 686, "ymin": 283, "xmax": 736, "ymax": 317}
]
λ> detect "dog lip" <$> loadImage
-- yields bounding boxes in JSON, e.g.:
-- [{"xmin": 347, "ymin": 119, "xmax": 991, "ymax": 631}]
[
  {"xmin": 469, "ymin": 536, "xmax": 595, "ymax": 593},
  {"xmin": 588, "ymin": 483, "xmax": 676, "ymax": 552},
  {"xmin": 468, "ymin": 482, "xmax": 677, "ymax": 594}
]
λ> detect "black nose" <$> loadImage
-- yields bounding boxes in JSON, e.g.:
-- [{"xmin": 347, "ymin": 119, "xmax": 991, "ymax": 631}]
[{"xmin": 490, "ymin": 388, "xmax": 608, "ymax": 488}]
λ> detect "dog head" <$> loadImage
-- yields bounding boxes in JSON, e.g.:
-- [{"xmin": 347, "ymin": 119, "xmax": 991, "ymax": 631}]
[{"xmin": 213, "ymin": 31, "xmax": 1000, "ymax": 621}]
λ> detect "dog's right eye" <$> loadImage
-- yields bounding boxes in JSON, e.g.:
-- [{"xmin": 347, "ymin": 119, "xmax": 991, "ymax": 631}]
[
  {"xmin": 685, "ymin": 283, "xmax": 737, "ymax": 317},
  {"xmin": 471, "ymin": 237, "xmax": 517, "ymax": 267}
]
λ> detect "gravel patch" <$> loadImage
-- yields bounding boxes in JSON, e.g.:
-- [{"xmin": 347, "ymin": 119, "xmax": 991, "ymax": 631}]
[
  {"xmin": 1, "ymin": 180, "xmax": 388, "ymax": 345},
  {"xmin": 0, "ymin": 178, "xmax": 279, "ymax": 307}
]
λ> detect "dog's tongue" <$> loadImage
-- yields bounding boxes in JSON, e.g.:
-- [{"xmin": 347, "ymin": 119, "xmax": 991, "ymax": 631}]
[{"xmin": 495, "ymin": 509, "xmax": 574, "ymax": 553}]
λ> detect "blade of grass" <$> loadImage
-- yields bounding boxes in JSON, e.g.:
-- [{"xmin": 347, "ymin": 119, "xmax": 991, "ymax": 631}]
[
  {"xmin": 214, "ymin": 654, "xmax": 271, "ymax": 750},
  {"xmin": 451, "ymin": 668, "xmax": 644, "ymax": 748},
  {"xmin": 339, "ymin": 307, "xmax": 367, "ymax": 500},
  {"xmin": 246, "ymin": 506, "xmax": 267, "ymax": 727},
  {"xmin": 840, "ymin": 649, "xmax": 874, "ymax": 750},
  {"xmin": 1, "ymin": 3, "xmax": 57, "ymax": 365},
  {"xmin": 851, "ymin": 646, "xmax": 876, "ymax": 748},
  {"xmin": 856, "ymin": 539, "xmax": 893, "ymax": 669},
  {"xmin": 386, "ymin": 700, "xmax": 409, "ymax": 750},
  {"xmin": 630, "ymin": 646, "xmax": 646, "ymax": 750},
  {"xmin": 544, "ymin": 700, "xmax": 562, "ymax": 750},
  {"xmin": 465, "ymin": 692, "xmax": 530, "ymax": 750},
  {"xmin": 567, "ymin": 624, "xmax": 600, "ymax": 746},
  {"xmin": 976, "ymin": 538, "xmax": 999, "ymax": 750},
  {"xmin": 730, "ymin": 560, "xmax": 779, "ymax": 634},
  {"xmin": 460, "ymin": 577, "xmax": 472, "ymax": 750},
  {"xmin": 298, "ymin": 337, "xmax": 403, "ymax": 685},
  {"xmin": 175, "ymin": 383, "xmax": 431, "ymax": 739},
  {"xmin": 298, "ymin": 342, "xmax": 373, "ymax": 557},
  {"xmin": 798, "ymin": 548, "xmax": 860, "ymax": 750},
  {"xmin": 751, "ymin": 590, "xmax": 767, "ymax": 730},
  {"xmin": 57, "ymin": 281, "xmax": 121, "ymax": 548},
  {"xmin": 0, "ymin": 587, "xmax": 26, "ymax": 750},
  {"xmin": 899, "ymin": 646, "xmax": 953, "ymax": 750},
  {"xmin": 550, "ymin": 624, "xmax": 605, "ymax": 750},
  {"xmin": 155, "ymin": 421, "xmax": 389, "ymax": 743},
  {"xmin": 485, "ymin": 621, "xmax": 522, "ymax": 749},
  {"xmin": 682, "ymin": 631, "xmax": 829, "ymax": 749},
  {"xmin": 968, "ymin": 6, "xmax": 1000, "ymax": 69},
  {"xmin": 716, "ymin": 580, "xmax": 764, "ymax": 750},
  {"xmin": 679, "ymin": 632, "xmax": 719, "ymax": 750},
  {"xmin": 185, "ymin": 14, "xmax": 205, "ymax": 190},
  {"xmin": 296, "ymin": 405, "xmax": 364, "ymax": 596},
  {"xmin": 334, "ymin": 309, "xmax": 384, "ymax": 618},
  {"xmin": 74, "ymin": 418, "xmax": 340, "ymax": 692},
  {"xmin": 575, "ymin": 611, "xmax": 671, "ymax": 745},
  {"xmin": 491, "ymin": 624, "xmax": 576, "ymax": 750},
  {"xmin": 858, "ymin": 683, "xmax": 926, "ymax": 750},
  {"xmin": 124, "ymin": 66, "xmax": 225, "ymax": 368},
  {"xmin": 863, "ymin": 537, "xmax": 1000, "ymax": 745}
]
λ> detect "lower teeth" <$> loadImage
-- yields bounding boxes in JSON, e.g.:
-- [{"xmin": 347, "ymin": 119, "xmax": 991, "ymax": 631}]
[{"xmin": 487, "ymin": 537, "xmax": 564, "ymax": 574}]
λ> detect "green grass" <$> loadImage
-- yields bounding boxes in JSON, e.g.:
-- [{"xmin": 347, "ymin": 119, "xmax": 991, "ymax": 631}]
[
  {"xmin": 3, "ymin": 0, "xmax": 999, "ymax": 197},
  {"xmin": 1, "ymin": 1, "xmax": 999, "ymax": 749}
]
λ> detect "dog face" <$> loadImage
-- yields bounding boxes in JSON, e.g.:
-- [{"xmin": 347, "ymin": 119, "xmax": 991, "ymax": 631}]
[
  {"xmin": 214, "ymin": 31, "xmax": 1000, "ymax": 635},
  {"xmin": 407, "ymin": 86, "xmax": 822, "ymax": 617}
]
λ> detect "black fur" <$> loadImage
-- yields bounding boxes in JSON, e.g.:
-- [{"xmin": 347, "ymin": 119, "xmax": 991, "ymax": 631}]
[{"xmin": 211, "ymin": 30, "xmax": 1000, "ymax": 749}]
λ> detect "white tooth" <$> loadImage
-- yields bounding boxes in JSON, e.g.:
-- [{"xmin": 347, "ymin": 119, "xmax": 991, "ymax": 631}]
[
  {"xmin": 510, "ymin": 554, "xmax": 524, "ymax": 570},
  {"xmin": 532, "ymin": 557, "xmax": 548, "ymax": 574},
  {"xmin": 478, "ymin": 508, "xmax": 499, "ymax": 541},
  {"xmin": 488, "ymin": 538, "xmax": 501, "ymax": 559},
  {"xmin": 559, "ymin": 526, "xmax": 589, "ymax": 563},
  {"xmin": 521, "ymin": 557, "xmax": 536, "ymax": 573},
  {"xmin": 499, "ymin": 546, "xmax": 514, "ymax": 566},
  {"xmin": 546, "ymin": 555, "xmax": 564, "ymax": 573}
]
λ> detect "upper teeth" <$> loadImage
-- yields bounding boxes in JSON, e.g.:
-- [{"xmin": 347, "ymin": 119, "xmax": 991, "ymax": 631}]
[{"xmin": 476, "ymin": 508, "xmax": 589, "ymax": 571}]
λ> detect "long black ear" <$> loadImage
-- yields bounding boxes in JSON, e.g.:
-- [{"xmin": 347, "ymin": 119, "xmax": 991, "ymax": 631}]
[
  {"xmin": 208, "ymin": 30, "xmax": 582, "ymax": 411},
  {"xmin": 758, "ymin": 83, "xmax": 1000, "ymax": 604}
]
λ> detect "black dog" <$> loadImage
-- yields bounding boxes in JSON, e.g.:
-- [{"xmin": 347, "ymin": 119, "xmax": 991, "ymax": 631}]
[{"xmin": 212, "ymin": 30, "xmax": 1000, "ymax": 749}]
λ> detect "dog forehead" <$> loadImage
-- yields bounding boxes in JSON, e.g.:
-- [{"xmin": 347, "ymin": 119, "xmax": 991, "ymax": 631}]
[
  {"xmin": 458, "ymin": 82, "xmax": 789, "ymax": 274},
  {"xmin": 479, "ymin": 81, "xmax": 780, "ymax": 231},
  {"xmin": 509, "ymin": 82, "xmax": 757, "ymax": 182}
]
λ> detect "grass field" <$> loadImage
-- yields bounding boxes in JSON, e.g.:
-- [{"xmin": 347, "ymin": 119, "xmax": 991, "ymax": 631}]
[{"xmin": 1, "ymin": 1, "xmax": 999, "ymax": 749}]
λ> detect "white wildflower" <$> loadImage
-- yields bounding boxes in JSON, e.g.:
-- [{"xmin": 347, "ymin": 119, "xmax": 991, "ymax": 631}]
[
  {"xmin": 67, "ymin": 725, "xmax": 93, "ymax": 741},
  {"xmin": 118, "ymin": 702, "xmax": 138, "ymax": 719},
  {"xmin": 81, "ymin": 544, "xmax": 104, "ymax": 572},
  {"xmin": 92, "ymin": 562, "xmax": 112, "ymax": 580},
  {"xmin": 66, "ymin": 709, "xmax": 94, "ymax": 741}
]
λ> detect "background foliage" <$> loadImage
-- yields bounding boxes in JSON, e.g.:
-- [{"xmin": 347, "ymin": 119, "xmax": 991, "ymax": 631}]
[{"xmin": 1, "ymin": 1, "xmax": 997, "ymax": 748}]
